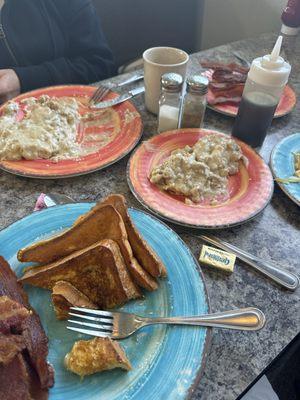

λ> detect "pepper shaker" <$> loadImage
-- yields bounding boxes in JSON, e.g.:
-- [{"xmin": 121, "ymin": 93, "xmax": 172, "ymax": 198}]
[
  {"xmin": 157, "ymin": 73, "xmax": 183, "ymax": 133},
  {"xmin": 180, "ymin": 75, "xmax": 209, "ymax": 129}
]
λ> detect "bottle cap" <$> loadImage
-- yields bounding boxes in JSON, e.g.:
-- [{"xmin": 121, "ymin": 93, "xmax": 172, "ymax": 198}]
[
  {"xmin": 281, "ymin": 23, "xmax": 300, "ymax": 36},
  {"xmin": 186, "ymin": 75, "xmax": 209, "ymax": 95},
  {"xmin": 248, "ymin": 35, "xmax": 291, "ymax": 87},
  {"xmin": 161, "ymin": 73, "xmax": 183, "ymax": 92}
]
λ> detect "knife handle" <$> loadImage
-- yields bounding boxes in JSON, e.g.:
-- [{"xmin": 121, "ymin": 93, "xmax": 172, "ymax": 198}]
[
  {"xmin": 117, "ymin": 74, "xmax": 144, "ymax": 87},
  {"xmin": 200, "ymin": 235, "xmax": 299, "ymax": 291},
  {"xmin": 129, "ymin": 86, "xmax": 145, "ymax": 97}
]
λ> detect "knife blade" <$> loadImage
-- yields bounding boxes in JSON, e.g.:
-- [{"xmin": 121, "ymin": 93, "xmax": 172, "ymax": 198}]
[
  {"xmin": 92, "ymin": 86, "xmax": 145, "ymax": 109},
  {"xmin": 199, "ymin": 234, "xmax": 299, "ymax": 291}
]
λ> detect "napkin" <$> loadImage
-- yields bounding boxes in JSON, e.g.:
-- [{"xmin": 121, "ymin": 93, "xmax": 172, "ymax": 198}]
[{"xmin": 34, "ymin": 193, "xmax": 47, "ymax": 211}]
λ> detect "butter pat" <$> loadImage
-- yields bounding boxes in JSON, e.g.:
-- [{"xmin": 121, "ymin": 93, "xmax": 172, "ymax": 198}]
[{"xmin": 199, "ymin": 245, "xmax": 236, "ymax": 273}]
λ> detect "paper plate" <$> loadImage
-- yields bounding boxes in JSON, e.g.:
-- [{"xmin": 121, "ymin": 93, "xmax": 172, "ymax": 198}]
[
  {"xmin": 207, "ymin": 85, "xmax": 296, "ymax": 118},
  {"xmin": 270, "ymin": 132, "xmax": 300, "ymax": 206},
  {"xmin": 127, "ymin": 128, "xmax": 274, "ymax": 229},
  {"xmin": 0, "ymin": 204, "xmax": 210, "ymax": 399},
  {"xmin": 0, "ymin": 85, "xmax": 142, "ymax": 178}
]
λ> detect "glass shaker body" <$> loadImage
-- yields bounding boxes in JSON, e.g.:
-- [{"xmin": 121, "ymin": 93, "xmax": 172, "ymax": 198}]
[
  {"xmin": 232, "ymin": 77, "xmax": 285, "ymax": 148},
  {"xmin": 180, "ymin": 75, "xmax": 209, "ymax": 129},
  {"xmin": 157, "ymin": 74, "xmax": 183, "ymax": 133},
  {"xmin": 180, "ymin": 91, "xmax": 207, "ymax": 128}
]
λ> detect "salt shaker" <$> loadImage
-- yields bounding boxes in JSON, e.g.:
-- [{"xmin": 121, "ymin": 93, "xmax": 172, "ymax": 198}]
[
  {"xmin": 180, "ymin": 75, "xmax": 209, "ymax": 128},
  {"xmin": 157, "ymin": 73, "xmax": 183, "ymax": 133}
]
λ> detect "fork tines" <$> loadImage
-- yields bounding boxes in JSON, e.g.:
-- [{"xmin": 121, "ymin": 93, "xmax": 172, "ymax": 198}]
[
  {"xmin": 67, "ymin": 307, "xmax": 114, "ymax": 338},
  {"xmin": 89, "ymin": 86, "xmax": 110, "ymax": 106}
]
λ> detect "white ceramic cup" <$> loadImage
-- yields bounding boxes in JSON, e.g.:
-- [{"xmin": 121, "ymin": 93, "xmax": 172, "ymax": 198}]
[{"xmin": 143, "ymin": 47, "xmax": 189, "ymax": 115}]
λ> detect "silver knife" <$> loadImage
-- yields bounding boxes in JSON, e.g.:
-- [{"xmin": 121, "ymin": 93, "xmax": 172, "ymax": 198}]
[
  {"xmin": 199, "ymin": 235, "xmax": 299, "ymax": 291},
  {"xmin": 116, "ymin": 73, "xmax": 144, "ymax": 87},
  {"xmin": 92, "ymin": 86, "xmax": 145, "ymax": 109}
]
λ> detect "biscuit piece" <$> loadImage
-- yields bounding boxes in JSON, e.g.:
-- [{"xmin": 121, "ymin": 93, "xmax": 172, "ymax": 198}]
[{"xmin": 65, "ymin": 337, "xmax": 131, "ymax": 376}]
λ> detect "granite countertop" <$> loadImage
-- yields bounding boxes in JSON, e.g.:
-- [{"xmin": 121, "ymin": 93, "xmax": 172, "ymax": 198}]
[{"xmin": 0, "ymin": 33, "xmax": 299, "ymax": 399}]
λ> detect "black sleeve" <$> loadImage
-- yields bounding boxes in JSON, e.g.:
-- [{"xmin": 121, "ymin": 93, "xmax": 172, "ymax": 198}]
[{"xmin": 13, "ymin": 0, "xmax": 116, "ymax": 92}]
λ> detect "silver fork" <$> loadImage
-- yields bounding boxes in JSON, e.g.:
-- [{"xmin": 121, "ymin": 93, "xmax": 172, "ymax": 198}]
[
  {"xmin": 89, "ymin": 86, "xmax": 110, "ymax": 106},
  {"xmin": 89, "ymin": 73, "xmax": 144, "ymax": 106},
  {"xmin": 67, "ymin": 307, "xmax": 266, "ymax": 339}
]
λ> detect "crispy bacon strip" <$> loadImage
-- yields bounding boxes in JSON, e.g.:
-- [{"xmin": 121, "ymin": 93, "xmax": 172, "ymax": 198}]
[
  {"xmin": 200, "ymin": 60, "xmax": 249, "ymax": 74},
  {"xmin": 0, "ymin": 256, "xmax": 54, "ymax": 390},
  {"xmin": 0, "ymin": 296, "xmax": 29, "ymax": 334},
  {"xmin": 209, "ymin": 82, "xmax": 245, "ymax": 92},
  {"xmin": 0, "ymin": 333, "xmax": 26, "ymax": 364},
  {"xmin": 0, "ymin": 354, "xmax": 31, "ymax": 400},
  {"xmin": 209, "ymin": 95, "xmax": 242, "ymax": 105},
  {"xmin": 200, "ymin": 61, "xmax": 249, "ymax": 104},
  {"xmin": 208, "ymin": 85, "xmax": 245, "ymax": 105},
  {"xmin": 212, "ymin": 69, "xmax": 247, "ymax": 84}
]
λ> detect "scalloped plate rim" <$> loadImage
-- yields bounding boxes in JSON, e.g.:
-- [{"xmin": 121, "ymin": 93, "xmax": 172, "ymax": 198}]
[
  {"xmin": 270, "ymin": 133, "xmax": 300, "ymax": 207},
  {"xmin": 0, "ymin": 203, "xmax": 212, "ymax": 400},
  {"xmin": 127, "ymin": 128, "xmax": 274, "ymax": 229},
  {"xmin": 207, "ymin": 84, "xmax": 296, "ymax": 118},
  {"xmin": 0, "ymin": 84, "xmax": 143, "ymax": 179}
]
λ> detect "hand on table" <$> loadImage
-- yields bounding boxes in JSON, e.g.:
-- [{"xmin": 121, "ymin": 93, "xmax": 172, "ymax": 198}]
[{"xmin": 0, "ymin": 69, "xmax": 20, "ymax": 104}]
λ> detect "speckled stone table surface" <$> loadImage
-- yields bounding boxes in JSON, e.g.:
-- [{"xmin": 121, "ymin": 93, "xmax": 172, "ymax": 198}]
[{"xmin": 0, "ymin": 33, "xmax": 299, "ymax": 399}]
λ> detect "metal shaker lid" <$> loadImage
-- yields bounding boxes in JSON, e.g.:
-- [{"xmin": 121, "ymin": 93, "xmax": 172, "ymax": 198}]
[
  {"xmin": 186, "ymin": 75, "xmax": 209, "ymax": 95},
  {"xmin": 161, "ymin": 73, "xmax": 183, "ymax": 92}
]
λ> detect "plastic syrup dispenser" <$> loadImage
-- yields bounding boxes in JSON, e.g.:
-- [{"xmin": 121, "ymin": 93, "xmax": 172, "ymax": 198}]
[{"xmin": 232, "ymin": 36, "xmax": 291, "ymax": 148}]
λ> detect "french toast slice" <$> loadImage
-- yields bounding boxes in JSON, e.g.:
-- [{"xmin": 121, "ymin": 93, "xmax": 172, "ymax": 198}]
[
  {"xmin": 51, "ymin": 281, "xmax": 97, "ymax": 320},
  {"xmin": 129, "ymin": 258, "xmax": 158, "ymax": 291},
  {"xmin": 64, "ymin": 337, "xmax": 131, "ymax": 377},
  {"xmin": 19, "ymin": 240, "xmax": 141, "ymax": 309},
  {"xmin": 101, "ymin": 194, "xmax": 167, "ymax": 278},
  {"xmin": 17, "ymin": 204, "xmax": 133, "ymax": 269},
  {"xmin": 17, "ymin": 204, "xmax": 151, "ymax": 289}
]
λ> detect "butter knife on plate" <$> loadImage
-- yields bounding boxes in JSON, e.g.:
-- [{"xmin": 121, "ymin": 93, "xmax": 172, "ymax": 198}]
[{"xmin": 92, "ymin": 86, "xmax": 145, "ymax": 109}]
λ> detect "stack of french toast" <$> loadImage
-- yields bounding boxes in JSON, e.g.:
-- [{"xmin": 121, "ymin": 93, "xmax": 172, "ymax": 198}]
[{"xmin": 17, "ymin": 194, "xmax": 167, "ymax": 377}]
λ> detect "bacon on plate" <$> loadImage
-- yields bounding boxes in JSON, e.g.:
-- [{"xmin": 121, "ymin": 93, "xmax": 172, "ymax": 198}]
[
  {"xmin": 0, "ymin": 256, "xmax": 54, "ymax": 399},
  {"xmin": 200, "ymin": 61, "xmax": 249, "ymax": 105}
]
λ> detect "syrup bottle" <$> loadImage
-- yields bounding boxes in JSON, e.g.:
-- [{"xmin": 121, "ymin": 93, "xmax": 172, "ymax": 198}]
[{"xmin": 232, "ymin": 36, "xmax": 291, "ymax": 148}]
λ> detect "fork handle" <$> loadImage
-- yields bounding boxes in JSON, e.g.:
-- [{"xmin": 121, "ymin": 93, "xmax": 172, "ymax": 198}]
[{"xmin": 140, "ymin": 307, "xmax": 265, "ymax": 331}]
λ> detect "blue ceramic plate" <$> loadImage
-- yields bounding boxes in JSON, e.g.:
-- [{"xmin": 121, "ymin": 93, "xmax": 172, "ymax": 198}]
[
  {"xmin": 270, "ymin": 133, "xmax": 300, "ymax": 206},
  {"xmin": 0, "ymin": 204, "xmax": 210, "ymax": 400}
]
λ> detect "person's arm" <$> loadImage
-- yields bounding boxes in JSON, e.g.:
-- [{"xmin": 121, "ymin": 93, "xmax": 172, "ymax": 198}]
[
  {"xmin": 13, "ymin": 0, "xmax": 116, "ymax": 92},
  {"xmin": 0, "ymin": 69, "xmax": 20, "ymax": 103}
]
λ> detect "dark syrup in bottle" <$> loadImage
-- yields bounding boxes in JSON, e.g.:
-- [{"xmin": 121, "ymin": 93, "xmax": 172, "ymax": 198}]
[{"xmin": 232, "ymin": 92, "xmax": 278, "ymax": 148}]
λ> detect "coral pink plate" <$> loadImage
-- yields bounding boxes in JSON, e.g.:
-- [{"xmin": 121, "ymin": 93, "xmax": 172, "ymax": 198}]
[
  {"xmin": 127, "ymin": 129, "xmax": 274, "ymax": 229},
  {"xmin": 207, "ymin": 85, "xmax": 296, "ymax": 118},
  {"xmin": 0, "ymin": 85, "xmax": 142, "ymax": 178}
]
